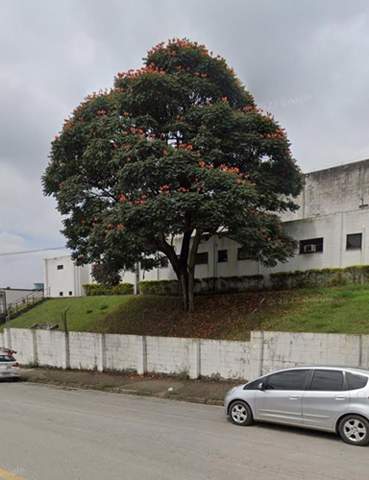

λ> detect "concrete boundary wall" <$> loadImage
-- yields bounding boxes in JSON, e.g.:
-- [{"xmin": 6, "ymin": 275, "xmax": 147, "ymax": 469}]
[{"xmin": 2, "ymin": 328, "xmax": 369, "ymax": 380}]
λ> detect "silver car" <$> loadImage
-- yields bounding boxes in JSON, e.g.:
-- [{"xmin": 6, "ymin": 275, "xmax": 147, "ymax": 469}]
[
  {"xmin": 225, "ymin": 366, "xmax": 369, "ymax": 446},
  {"xmin": 0, "ymin": 348, "xmax": 20, "ymax": 379}
]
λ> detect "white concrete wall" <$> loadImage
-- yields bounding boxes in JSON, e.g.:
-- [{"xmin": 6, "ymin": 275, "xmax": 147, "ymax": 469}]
[
  {"xmin": 200, "ymin": 339, "xmax": 250, "ymax": 379},
  {"xmin": 257, "ymin": 331, "xmax": 361, "ymax": 374},
  {"xmin": 5, "ymin": 328, "xmax": 369, "ymax": 380},
  {"xmin": 104, "ymin": 334, "xmax": 141, "ymax": 372},
  {"xmin": 146, "ymin": 336, "xmax": 194, "ymax": 375},
  {"xmin": 68, "ymin": 332, "xmax": 103, "ymax": 371},
  {"xmin": 283, "ymin": 159, "xmax": 369, "ymax": 222},
  {"xmin": 35, "ymin": 330, "xmax": 67, "ymax": 368},
  {"xmin": 44, "ymin": 255, "xmax": 90, "ymax": 298}
]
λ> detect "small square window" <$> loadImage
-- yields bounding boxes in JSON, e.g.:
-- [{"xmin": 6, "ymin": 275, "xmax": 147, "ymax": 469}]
[
  {"xmin": 68, "ymin": 291, "xmax": 73, "ymax": 296},
  {"xmin": 346, "ymin": 233, "xmax": 362, "ymax": 250},
  {"xmin": 217, "ymin": 249, "xmax": 228, "ymax": 263},
  {"xmin": 237, "ymin": 246, "xmax": 253, "ymax": 261},
  {"xmin": 59, "ymin": 291, "xmax": 63, "ymax": 296},
  {"xmin": 299, "ymin": 238, "xmax": 323, "ymax": 254},
  {"xmin": 57, "ymin": 265, "xmax": 64, "ymax": 270},
  {"xmin": 195, "ymin": 252, "xmax": 208, "ymax": 265}
]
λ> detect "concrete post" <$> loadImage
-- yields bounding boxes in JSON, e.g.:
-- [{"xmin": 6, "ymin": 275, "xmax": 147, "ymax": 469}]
[
  {"xmin": 137, "ymin": 336, "xmax": 147, "ymax": 375},
  {"xmin": 31, "ymin": 329, "xmax": 38, "ymax": 366},
  {"xmin": 63, "ymin": 330, "xmax": 70, "ymax": 369},
  {"xmin": 248, "ymin": 331, "xmax": 264, "ymax": 379},
  {"xmin": 97, "ymin": 333, "xmax": 106, "ymax": 372},
  {"xmin": 189, "ymin": 339, "xmax": 201, "ymax": 379}
]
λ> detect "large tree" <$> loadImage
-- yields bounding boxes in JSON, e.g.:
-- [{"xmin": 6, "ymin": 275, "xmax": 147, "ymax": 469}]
[{"xmin": 43, "ymin": 39, "xmax": 303, "ymax": 312}]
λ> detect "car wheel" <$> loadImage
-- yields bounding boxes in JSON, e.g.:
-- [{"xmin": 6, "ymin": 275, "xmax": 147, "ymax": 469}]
[
  {"xmin": 229, "ymin": 401, "xmax": 253, "ymax": 426},
  {"xmin": 338, "ymin": 415, "xmax": 369, "ymax": 446}
]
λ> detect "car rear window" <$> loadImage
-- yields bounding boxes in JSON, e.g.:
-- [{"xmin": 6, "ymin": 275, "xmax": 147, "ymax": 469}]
[
  {"xmin": 346, "ymin": 372, "xmax": 368, "ymax": 390},
  {"xmin": 0, "ymin": 355, "xmax": 15, "ymax": 362},
  {"xmin": 309, "ymin": 370, "xmax": 343, "ymax": 391}
]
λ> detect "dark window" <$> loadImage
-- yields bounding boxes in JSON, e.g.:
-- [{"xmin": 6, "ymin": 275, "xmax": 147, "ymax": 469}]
[
  {"xmin": 57, "ymin": 265, "xmax": 64, "ymax": 270},
  {"xmin": 237, "ymin": 246, "xmax": 253, "ymax": 261},
  {"xmin": 217, "ymin": 249, "xmax": 228, "ymax": 263},
  {"xmin": 244, "ymin": 377, "xmax": 266, "ymax": 390},
  {"xmin": 59, "ymin": 291, "xmax": 63, "ymax": 297},
  {"xmin": 0, "ymin": 355, "xmax": 15, "ymax": 362},
  {"xmin": 68, "ymin": 291, "xmax": 73, "ymax": 296},
  {"xmin": 195, "ymin": 252, "xmax": 208, "ymax": 265},
  {"xmin": 346, "ymin": 233, "xmax": 362, "ymax": 250},
  {"xmin": 299, "ymin": 237, "xmax": 323, "ymax": 254},
  {"xmin": 265, "ymin": 369, "xmax": 309, "ymax": 391},
  {"xmin": 346, "ymin": 372, "xmax": 368, "ymax": 390},
  {"xmin": 309, "ymin": 370, "xmax": 343, "ymax": 391},
  {"xmin": 160, "ymin": 257, "xmax": 169, "ymax": 268}
]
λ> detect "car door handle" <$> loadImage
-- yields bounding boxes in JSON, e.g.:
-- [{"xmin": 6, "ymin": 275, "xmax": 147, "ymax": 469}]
[
  {"xmin": 289, "ymin": 395, "xmax": 301, "ymax": 400},
  {"xmin": 335, "ymin": 396, "xmax": 346, "ymax": 401}
]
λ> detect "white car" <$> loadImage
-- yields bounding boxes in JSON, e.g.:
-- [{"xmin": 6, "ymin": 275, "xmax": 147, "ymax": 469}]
[{"xmin": 0, "ymin": 348, "xmax": 20, "ymax": 379}]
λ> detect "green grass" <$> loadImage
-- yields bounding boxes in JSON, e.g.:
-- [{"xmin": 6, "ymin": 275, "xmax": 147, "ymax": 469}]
[
  {"xmin": 6, "ymin": 284, "xmax": 369, "ymax": 339},
  {"xmin": 4, "ymin": 296, "xmax": 131, "ymax": 332},
  {"xmin": 258, "ymin": 285, "xmax": 369, "ymax": 335}
]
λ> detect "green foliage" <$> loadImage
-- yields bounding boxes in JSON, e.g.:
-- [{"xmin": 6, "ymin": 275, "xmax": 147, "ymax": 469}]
[
  {"xmin": 91, "ymin": 263, "xmax": 121, "ymax": 287},
  {"xmin": 139, "ymin": 280, "xmax": 180, "ymax": 296},
  {"xmin": 43, "ymin": 38, "xmax": 303, "ymax": 310},
  {"xmin": 84, "ymin": 283, "xmax": 133, "ymax": 296},
  {"xmin": 270, "ymin": 265, "xmax": 369, "ymax": 289}
]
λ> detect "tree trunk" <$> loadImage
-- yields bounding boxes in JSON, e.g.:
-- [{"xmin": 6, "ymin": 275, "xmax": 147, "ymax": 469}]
[
  {"xmin": 187, "ymin": 269, "xmax": 195, "ymax": 313},
  {"xmin": 179, "ymin": 271, "xmax": 189, "ymax": 311},
  {"xmin": 177, "ymin": 266, "xmax": 195, "ymax": 312}
]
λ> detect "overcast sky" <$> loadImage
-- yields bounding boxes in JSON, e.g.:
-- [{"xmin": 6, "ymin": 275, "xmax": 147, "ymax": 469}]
[{"xmin": 1, "ymin": 0, "xmax": 369, "ymax": 288}]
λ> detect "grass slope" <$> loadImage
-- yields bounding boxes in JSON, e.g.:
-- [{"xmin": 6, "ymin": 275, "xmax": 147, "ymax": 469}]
[
  {"xmin": 5, "ymin": 296, "xmax": 131, "ymax": 332},
  {"xmin": 5, "ymin": 284, "xmax": 369, "ymax": 339}
]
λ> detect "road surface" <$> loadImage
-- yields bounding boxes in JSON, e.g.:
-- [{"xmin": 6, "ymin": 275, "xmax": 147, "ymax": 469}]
[{"xmin": 0, "ymin": 382, "xmax": 369, "ymax": 480}]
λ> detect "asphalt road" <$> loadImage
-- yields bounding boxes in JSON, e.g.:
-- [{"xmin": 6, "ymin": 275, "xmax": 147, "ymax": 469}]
[{"xmin": 1, "ymin": 383, "xmax": 369, "ymax": 480}]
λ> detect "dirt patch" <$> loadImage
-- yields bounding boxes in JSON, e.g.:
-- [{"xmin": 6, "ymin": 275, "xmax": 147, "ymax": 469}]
[{"xmin": 20, "ymin": 368, "xmax": 241, "ymax": 405}]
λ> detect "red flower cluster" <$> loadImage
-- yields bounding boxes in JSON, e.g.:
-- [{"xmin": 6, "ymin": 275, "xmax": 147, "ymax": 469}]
[
  {"xmin": 178, "ymin": 143, "xmax": 193, "ymax": 151},
  {"xmin": 219, "ymin": 164, "xmax": 240, "ymax": 174},
  {"xmin": 198, "ymin": 160, "xmax": 213, "ymax": 170},
  {"xmin": 116, "ymin": 64, "xmax": 166, "ymax": 80},
  {"xmin": 159, "ymin": 184, "xmax": 171, "ymax": 194},
  {"xmin": 96, "ymin": 109, "xmax": 107, "ymax": 116},
  {"xmin": 264, "ymin": 128, "xmax": 286, "ymax": 140}
]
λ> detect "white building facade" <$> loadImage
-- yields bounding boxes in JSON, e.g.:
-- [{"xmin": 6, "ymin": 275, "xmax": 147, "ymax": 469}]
[
  {"xmin": 44, "ymin": 255, "xmax": 91, "ymax": 298},
  {"xmin": 44, "ymin": 159, "xmax": 369, "ymax": 297}
]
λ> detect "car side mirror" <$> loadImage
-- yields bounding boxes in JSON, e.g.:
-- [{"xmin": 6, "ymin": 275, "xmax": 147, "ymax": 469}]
[{"xmin": 257, "ymin": 381, "xmax": 266, "ymax": 391}]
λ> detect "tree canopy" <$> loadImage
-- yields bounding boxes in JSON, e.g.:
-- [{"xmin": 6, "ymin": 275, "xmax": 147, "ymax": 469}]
[{"xmin": 43, "ymin": 38, "xmax": 303, "ymax": 311}]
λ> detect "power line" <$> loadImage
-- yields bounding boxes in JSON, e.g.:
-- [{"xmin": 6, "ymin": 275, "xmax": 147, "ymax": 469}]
[{"xmin": 0, "ymin": 247, "xmax": 66, "ymax": 257}]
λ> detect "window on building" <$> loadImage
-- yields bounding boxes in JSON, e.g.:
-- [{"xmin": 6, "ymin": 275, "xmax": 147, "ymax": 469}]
[
  {"xmin": 68, "ymin": 291, "xmax": 73, "ymax": 296},
  {"xmin": 217, "ymin": 249, "xmax": 228, "ymax": 263},
  {"xmin": 308, "ymin": 370, "xmax": 343, "ymax": 391},
  {"xmin": 59, "ymin": 291, "xmax": 63, "ymax": 296},
  {"xmin": 299, "ymin": 237, "xmax": 324, "ymax": 254},
  {"xmin": 57, "ymin": 265, "xmax": 64, "ymax": 270},
  {"xmin": 195, "ymin": 252, "xmax": 208, "ymax": 265},
  {"xmin": 346, "ymin": 233, "xmax": 362, "ymax": 250},
  {"xmin": 237, "ymin": 246, "xmax": 254, "ymax": 261},
  {"xmin": 160, "ymin": 257, "xmax": 169, "ymax": 268}
]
